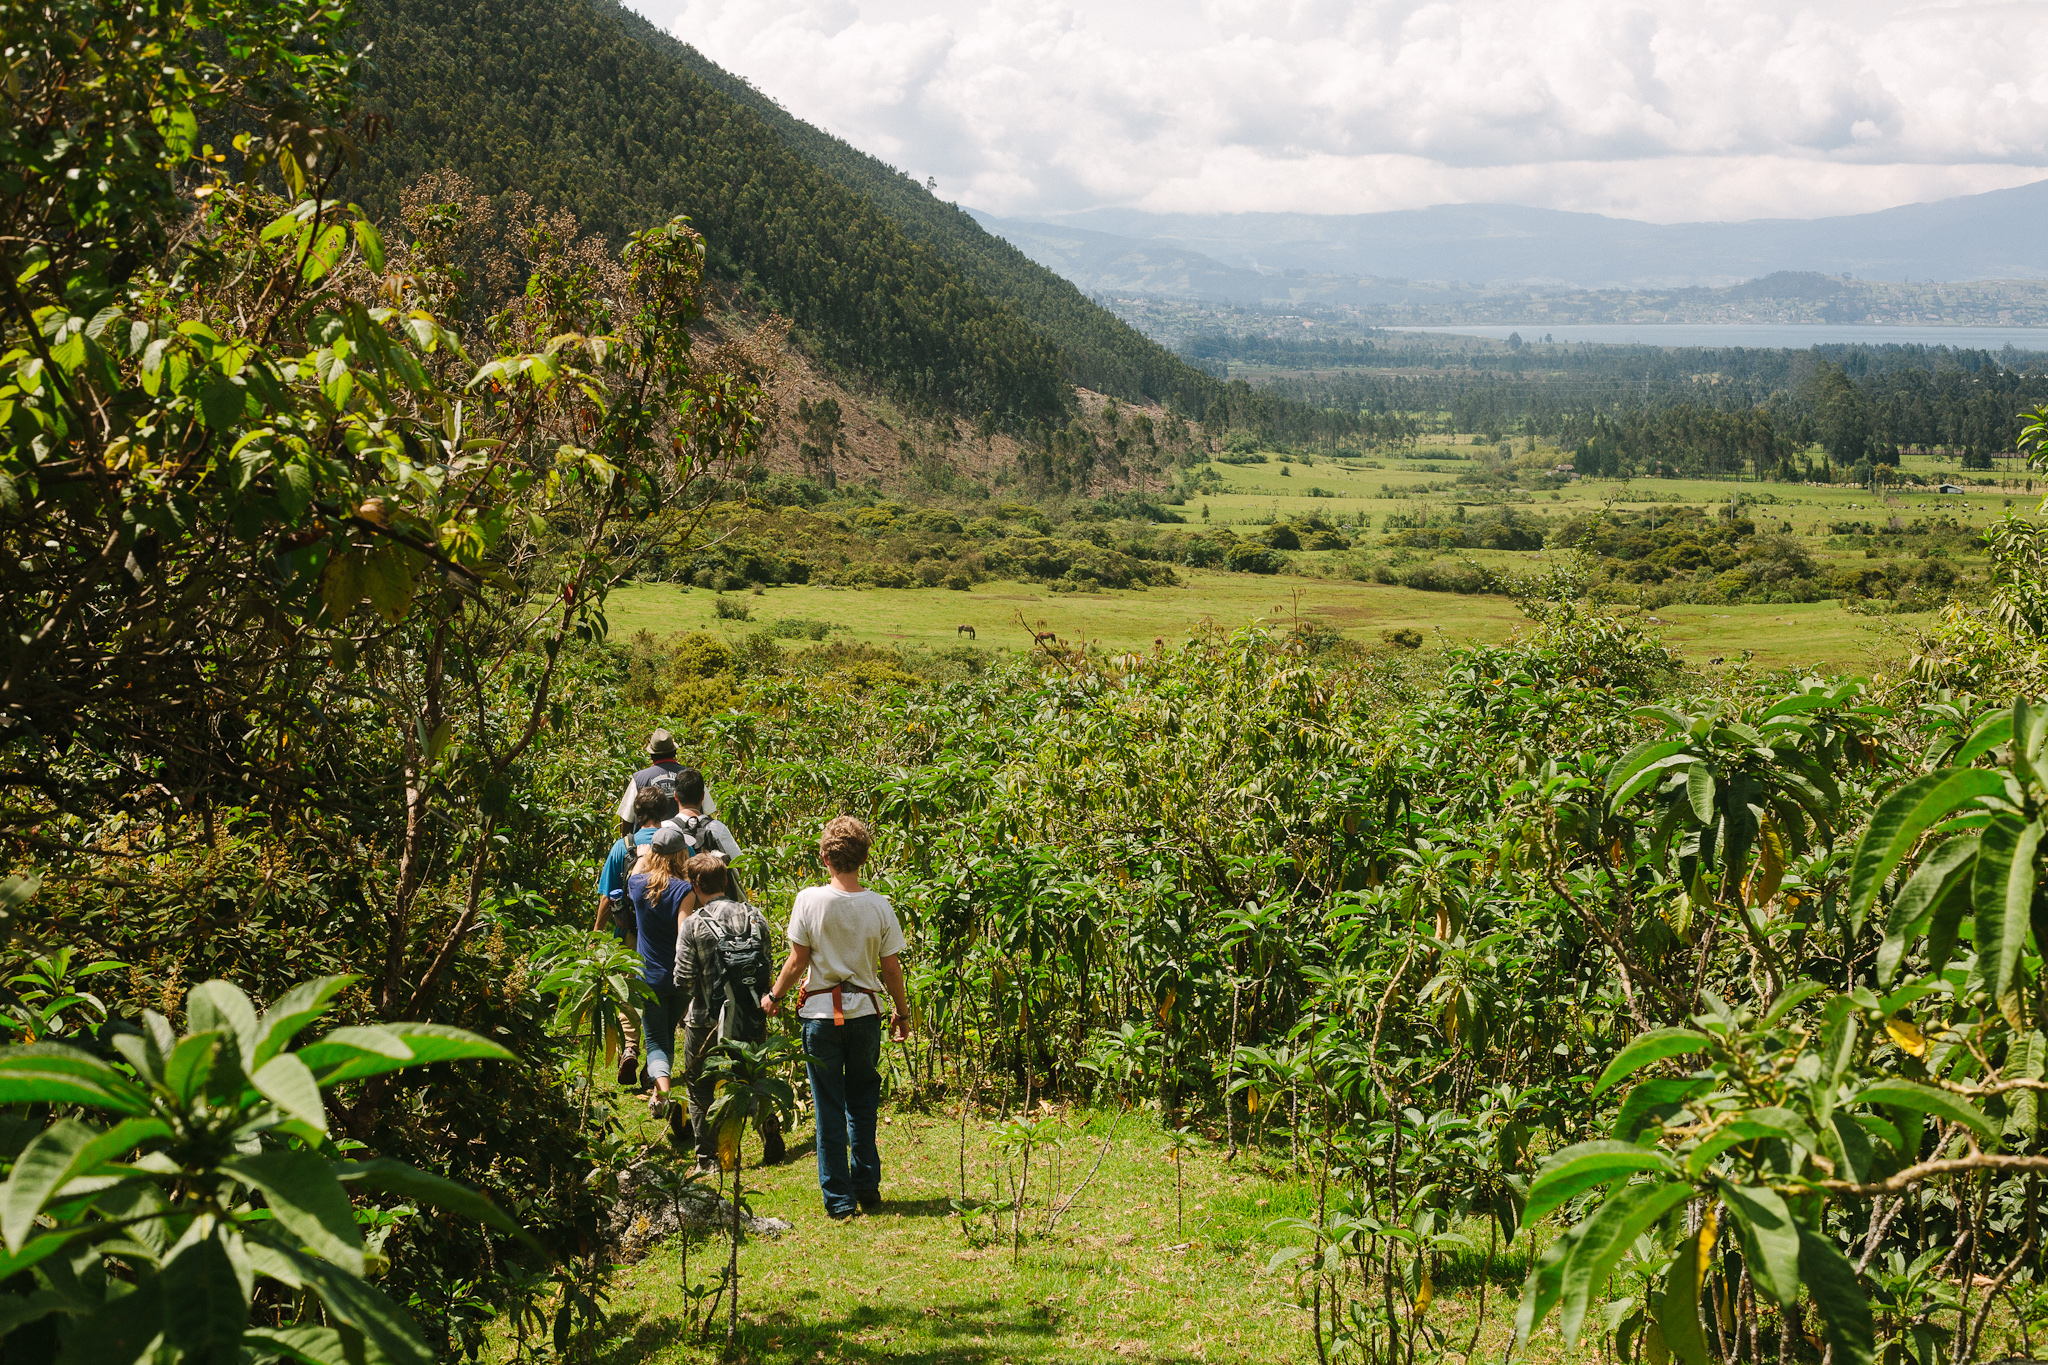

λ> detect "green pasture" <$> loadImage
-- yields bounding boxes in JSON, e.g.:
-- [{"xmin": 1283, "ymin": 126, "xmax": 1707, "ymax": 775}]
[
  {"xmin": 1190, "ymin": 441, "xmax": 2035, "ymax": 533},
  {"xmin": 607, "ymin": 574, "xmax": 1899, "ymax": 672},
  {"xmin": 609, "ymin": 575, "xmax": 1524, "ymax": 654}
]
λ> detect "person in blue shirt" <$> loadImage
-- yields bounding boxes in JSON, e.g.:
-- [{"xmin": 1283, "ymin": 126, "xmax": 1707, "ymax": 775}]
[
  {"xmin": 627, "ymin": 823, "xmax": 703, "ymax": 1123},
  {"xmin": 595, "ymin": 785, "xmax": 674, "ymax": 1086}
]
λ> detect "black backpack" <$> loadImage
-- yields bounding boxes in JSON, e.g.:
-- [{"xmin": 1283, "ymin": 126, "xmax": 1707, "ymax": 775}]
[{"xmin": 701, "ymin": 901, "xmax": 767, "ymax": 1037}]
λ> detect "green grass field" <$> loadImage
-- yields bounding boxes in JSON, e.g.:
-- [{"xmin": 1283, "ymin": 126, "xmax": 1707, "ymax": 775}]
[
  {"xmin": 608, "ymin": 575, "xmax": 1900, "ymax": 673},
  {"xmin": 590, "ymin": 1103, "xmax": 1538, "ymax": 1365},
  {"xmin": 1191, "ymin": 442, "xmax": 2033, "ymax": 535}
]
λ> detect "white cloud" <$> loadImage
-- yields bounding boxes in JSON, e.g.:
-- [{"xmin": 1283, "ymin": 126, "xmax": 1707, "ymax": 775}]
[{"xmin": 627, "ymin": 0, "xmax": 2048, "ymax": 221}]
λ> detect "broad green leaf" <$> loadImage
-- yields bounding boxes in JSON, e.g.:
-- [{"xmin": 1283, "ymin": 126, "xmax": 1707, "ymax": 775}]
[
  {"xmin": 295, "ymin": 1026, "xmax": 411, "ymax": 1082},
  {"xmin": 302, "ymin": 224, "xmax": 348, "ymax": 283},
  {"xmin": 0, "ymin": 1288, "xmax": 75, "ymax": 1336},
  {"xmin": 161, "ymin": 1230, "xmax": 249, "ymax": 1365},
  {"xmin": 1827, "ymin": 1113, "xmax": 1878, "ymax": 1186},
  {"xmin": 1686, "ymin": 767, "xmax": 1716, "ymax": 825},
  {"xmin": 1878, "ymin": 835, "xmax": 1978, "ymax": 986},
  {"xmin": 1682, "ymin": 1111, "xmax": 1821, "ymax": 1180},
  {"xmin": 1658, "ymin": 1222, "xmax": 1712, "ymax": 1365},
  {"xmin": 359, "ymin": 543, "xmax": 415, "ymax": 625},
  {"xmin": 320, "ymin": 550, "xmax": 369, "ymax": 626},
  {"xmin": 163, "ymin": 1031, "xmax": 228, "ymax": 1107},
  {"xmin": 0, "ymin": 1219, "xmax": 128, "ymax": 1280},
  {"xmin": 250, "ymin": 977, "xmax": 355, "ymax": 1070},
  {"xmin": 1955, "ymin": 711, "xmax": 2014, "ymax": 766},
  {"xmin": 1854, "ymin": 1078, "xmax": 1995, "ymax": 1145},
  {"xmin": 1515, "ymin": 1227, "xmax": 1573, "ymax": 1352},
  {"xmin": 2005, "ymin": 1031, "xmax": 2047, "ymax": 1147},
  {"xmin": 261, "ymin": 202, "xmax": 315, "ymax": 241},
  {"xmin": 49, "ymin": 1263, "xmax": 161, "ymax": 1361},
  {"xmin": 1606, "ymin": 741, "xmax": 1691, "ymax": 805},
  {"xmin": 1559, "ymin": 1181, "xmax": 1694, "ymax": 1345},
  {"xmin": 1613, "ymin": 1078, "xmax": 1712, "ymax": 1143},
  {"xmin": 1, "ymin": 1116, "xmax": 169, "ymax": 1251},
  {"xmin": 1798, "ymin": 1223, "xmax": 1874, "ymax": 1365},
  {"xmin": 251, "ymin": 1236, "xmax": 433, "ymax": 1365},
  {"xmin": 298, "ymin": 1023, "xmax": 512, "ymax": 1086},
  {"xmin": 1760, "ymin": 691, "xmax": 1834, "ymax": 722},
  {"xmin": 2021, "ymin": 697, "xmax": 2048, "ymax": 765},
  {"xmin": 187, "ymin": 980, "xmax": 261, "ymax": 1060},
  {"xmin": 1593, "ymin": 1028, "xmax": 1710, "ymax": 1098},
  {"xmin": 335, "ymin": 1159, "xmax": 519, "ymax": 1235},
  {"xmin": 1971, "ymin": 815, "xmax": 2043, "ymax": 1005},
  {"xmin": 1526, "ymin": 1142, "xmax": 1680, "ymax": 1224},
  {"xmin": 1, "ymin": 1120, "xmax": 93, "ymax": 1253},
  {"xmin": 1720, "ymin": 1185, "xmax": 1799, "ymax": 1307},
  {"xmin": 352, "ymin": 219, "xmax": 386, "ymax": 273},
  {"xmin": 1760, "ymin": 980, "xmax": 1827, "ymax": 1028},
  {"xmin": 222, "ymin": 1151, "xmax": 364, "ymax": 1276},
  {"xmin": 199, "ymin": 372, "xmax": 245, "ymax": 431},
  {"xmin": 244, "ymin": 1325, "xmax": 368, "ymax": 1365},
  {"xmin": 275, "ymin": 460, "xmax": 314, "ymax": 520},
  {"xmin": 1846, "ymin": 769, "xmax": 2008, "ymax": 927},
  {"xmin": 0, "ymin": 1044, "xmax": 151, "ymax": 1113},
  {"xmin": 251, "ymin": 1055, "xmax": 327, "ymax": 1133}
]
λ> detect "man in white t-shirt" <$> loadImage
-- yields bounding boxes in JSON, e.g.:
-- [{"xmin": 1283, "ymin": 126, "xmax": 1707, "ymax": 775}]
[{"xmin": 762, "ymin": 815, "xmax": 909, "ymax": 1220}]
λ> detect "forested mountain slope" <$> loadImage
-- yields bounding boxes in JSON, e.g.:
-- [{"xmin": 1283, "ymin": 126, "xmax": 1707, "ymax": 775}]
[
  {"xmin": 350, "ymin": 0, "xmax": 1064, "ymax": 422},
  {"xmin": 348, "ymin": 0, "xmax": 1219, "ymax": 423}
]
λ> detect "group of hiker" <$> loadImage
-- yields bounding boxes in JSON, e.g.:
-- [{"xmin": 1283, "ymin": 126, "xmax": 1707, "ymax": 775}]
[{"xmin": 594, "ymin": 729, "xmax": 911, "ymax": 1220}]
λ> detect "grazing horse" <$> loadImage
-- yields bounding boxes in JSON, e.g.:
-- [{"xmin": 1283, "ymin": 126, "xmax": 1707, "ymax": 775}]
[
  {"xmin": 957, "ymin": 624, "xmax": 976, "ymax": 639},
  {"xmin": 1033, "ymin": 631, "xmax": 1058, "ymax": 645}
]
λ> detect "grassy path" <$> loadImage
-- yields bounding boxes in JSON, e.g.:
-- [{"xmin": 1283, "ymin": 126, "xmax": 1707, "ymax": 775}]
[{"xmin": 591, "ymin": 1105, "xmax": 1544, "ymax": 1365}]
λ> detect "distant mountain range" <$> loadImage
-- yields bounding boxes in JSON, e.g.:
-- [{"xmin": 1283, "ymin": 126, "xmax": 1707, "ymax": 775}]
[{"xmin": 974, "ymin": 181, "xmax": 2048, "ymax": 299}]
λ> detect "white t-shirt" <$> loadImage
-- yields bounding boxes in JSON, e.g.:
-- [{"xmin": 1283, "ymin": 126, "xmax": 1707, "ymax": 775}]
[{"xmin": 786, "ymin": 885, "xmax": 906, "ymax": 1020}]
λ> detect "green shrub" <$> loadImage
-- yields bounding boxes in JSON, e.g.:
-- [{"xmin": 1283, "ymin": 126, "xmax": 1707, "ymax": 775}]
[
  {"xmin": 768, "ymin": 617, "xmax": 833, "ymax": 640},
  {"xmin": 908, "ymin": 508, "xmax": 964, "ymax": 534},
  {"xmin": 714, "ymin": 594, "xmax": 753, "ymax": 620},
  {"xmin": 1226, "ymin": 543, "xmax": 1283, "ymax": 574},
  {"xmin": 671, "ymin": 632, "xmax": 734, "ymax": 680}
]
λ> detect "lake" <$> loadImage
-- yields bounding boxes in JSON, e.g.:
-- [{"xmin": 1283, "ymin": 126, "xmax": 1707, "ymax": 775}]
[{"xmin": 1413, "ymin": 323, "xmax": 2048, "ymax": 352}]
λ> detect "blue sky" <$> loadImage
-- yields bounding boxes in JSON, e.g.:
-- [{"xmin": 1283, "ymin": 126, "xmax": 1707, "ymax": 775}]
[{"xmin": 630, "ymin": 0, "xmax": 2048, "ymax": 222}]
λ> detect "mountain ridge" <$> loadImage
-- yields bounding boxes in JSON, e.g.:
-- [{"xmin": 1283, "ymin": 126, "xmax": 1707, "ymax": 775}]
[{"xmin": 982, "ymin": 180, "xmax": 2048, "ymax": 292}]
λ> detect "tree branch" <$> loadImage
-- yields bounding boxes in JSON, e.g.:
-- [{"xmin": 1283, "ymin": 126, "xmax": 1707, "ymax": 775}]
[{"xmin": 1819, "ymin": 1152, "xmax": 2048, "ymax": 1197}]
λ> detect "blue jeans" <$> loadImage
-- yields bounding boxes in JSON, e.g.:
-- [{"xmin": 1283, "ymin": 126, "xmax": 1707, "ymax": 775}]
[
  {"xmin": 642, "ymin": 983, "xmax": 684, "ymax": 1080},
  {"xmin": 803, "ymin": 1015, "xmax": 882, "ymax": 1215}
]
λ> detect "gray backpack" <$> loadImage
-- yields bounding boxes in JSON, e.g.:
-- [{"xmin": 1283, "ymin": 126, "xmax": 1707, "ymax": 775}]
[{"xmin": 701, "ymin": 901, "xmax": 767, "ymax": 1037}]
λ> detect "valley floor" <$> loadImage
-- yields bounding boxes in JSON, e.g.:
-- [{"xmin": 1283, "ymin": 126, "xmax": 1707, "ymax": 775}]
[{"xmin": 607, "ymin": 575, "xmax": 1900, "ymax": 672}]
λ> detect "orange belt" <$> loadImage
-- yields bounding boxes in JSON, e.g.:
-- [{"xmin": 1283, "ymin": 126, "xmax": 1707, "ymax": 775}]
[{"xmin": 799, "ymin": 982, "xmax": 878, "ymax": 1025}]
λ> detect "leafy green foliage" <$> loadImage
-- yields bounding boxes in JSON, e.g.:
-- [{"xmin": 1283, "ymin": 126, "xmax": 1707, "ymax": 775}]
[{"xmin": 0, "ymin": 975, "xmax": 515, "ymax": 1364}]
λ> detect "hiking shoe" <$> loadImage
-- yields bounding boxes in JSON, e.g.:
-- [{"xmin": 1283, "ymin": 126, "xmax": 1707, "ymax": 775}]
[
  {"xmin": 615, "ymin": 1054, "xmax": 638, "ymax": 1087},
  {"xmin": 856, "ymin": 1190, "xmax": 881, "ymax": 1211},
  {"xmin": 827, "ymin": 1207, "xmax": 861, "ymax": 1222}
]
